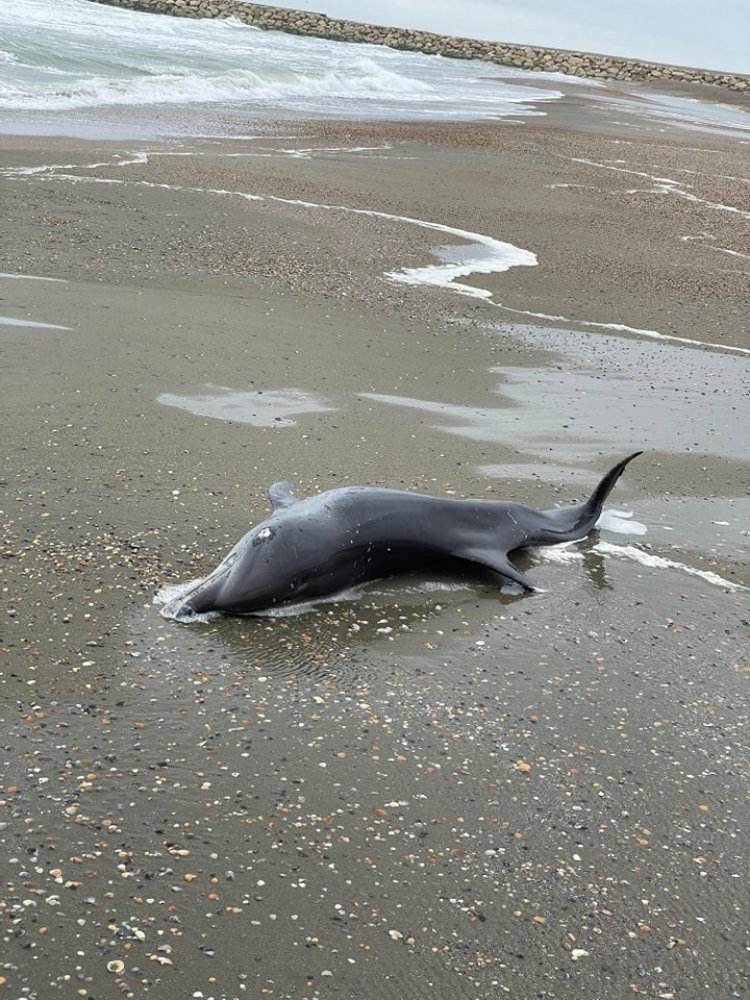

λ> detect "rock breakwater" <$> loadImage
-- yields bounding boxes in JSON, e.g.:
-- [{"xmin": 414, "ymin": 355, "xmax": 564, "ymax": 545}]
[{"xmin": 86, "ymin": 0, "xmax": 749, "ymax": 93}]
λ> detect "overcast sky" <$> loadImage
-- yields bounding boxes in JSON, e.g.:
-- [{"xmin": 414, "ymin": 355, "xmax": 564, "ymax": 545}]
[{"xmin": 255, "ymin": 0, "xmax": 749, "ymax": 73}]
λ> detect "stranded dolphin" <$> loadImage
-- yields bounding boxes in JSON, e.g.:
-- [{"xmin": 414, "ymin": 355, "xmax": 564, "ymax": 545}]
[{"xmin": 161, "ymin": 452, "xmax": 641, "ymax": 619}]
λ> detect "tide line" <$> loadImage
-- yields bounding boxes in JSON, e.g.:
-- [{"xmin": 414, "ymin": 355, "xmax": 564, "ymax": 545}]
[
  {"xmin": 268, "ymin": 195, "xmax": 538, "ymax": 295},
  {"xmin": 1, "ymin": 153, "xmax": 538, "ymax": 300},
  {"xmin": 568, "ymin": 156, "xmax": 750, "ymax": 220}
]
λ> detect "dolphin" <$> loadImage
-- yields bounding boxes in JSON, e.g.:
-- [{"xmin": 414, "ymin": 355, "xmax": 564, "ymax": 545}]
[{"xmin": 161, "ymin": 452, "xmax": 641, "ymax": 618}]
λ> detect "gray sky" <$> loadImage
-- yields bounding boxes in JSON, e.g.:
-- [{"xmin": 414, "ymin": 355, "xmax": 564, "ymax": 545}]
[{"xmin": 255, "ymin": 0, "xmax": 750, "ymax": 73}]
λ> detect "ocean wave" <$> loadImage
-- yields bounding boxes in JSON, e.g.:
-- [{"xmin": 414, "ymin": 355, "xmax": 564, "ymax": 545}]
[
  {"xmin": 0, "ymin": 62, "xmax": 435, "ymax": 111},
  {"xmin": 1, "ymin": 0, "xmax": 561, "ymax": 120}
]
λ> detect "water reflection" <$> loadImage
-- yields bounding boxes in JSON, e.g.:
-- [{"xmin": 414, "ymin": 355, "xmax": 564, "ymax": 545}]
[{"xmin": 487, "ymin": 323, "xmax": 750, "ymax": 462}]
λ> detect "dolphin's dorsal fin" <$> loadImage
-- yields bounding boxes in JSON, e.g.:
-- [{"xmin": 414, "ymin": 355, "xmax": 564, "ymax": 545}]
[{"xmin": 268, "ymin": 481, "xmax": 299, "ymax": 511}]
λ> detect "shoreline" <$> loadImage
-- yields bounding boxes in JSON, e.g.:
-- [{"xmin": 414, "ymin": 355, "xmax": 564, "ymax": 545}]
[
  {"xmin": 3, "ymin": 62, "xmax": 749, "ymax": 145},
  {"xmin": 84, "ymin": 0, "xmax": 750, "ymax": 92}
]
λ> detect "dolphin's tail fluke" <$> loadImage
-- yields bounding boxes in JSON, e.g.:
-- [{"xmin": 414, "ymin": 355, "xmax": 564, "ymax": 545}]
[{"xmin": 538, "ymin": 451, "xmax": 642, "ymax": 540}]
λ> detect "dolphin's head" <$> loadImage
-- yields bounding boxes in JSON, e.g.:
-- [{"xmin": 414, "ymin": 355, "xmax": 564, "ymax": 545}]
[{"xmin": 160, "ymin": 518, "xmax": 306, "ymax": 619}]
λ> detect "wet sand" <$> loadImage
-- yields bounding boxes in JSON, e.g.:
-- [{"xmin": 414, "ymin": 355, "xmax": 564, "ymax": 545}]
[{"xmin": 1, "ymin": 93, "xmax": 749, "ymax": 999}]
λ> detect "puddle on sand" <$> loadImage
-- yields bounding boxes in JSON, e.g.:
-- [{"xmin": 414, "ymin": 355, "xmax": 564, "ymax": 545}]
[
  {"xmin": 156, "ymin": 384, "xmax": 336, "ymax": 426},
  {"xmin": 367, "ymin": 322, "xmax": 750, "ymax": 463}
]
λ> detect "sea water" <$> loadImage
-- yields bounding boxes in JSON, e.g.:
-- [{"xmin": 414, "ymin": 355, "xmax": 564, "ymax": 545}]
[
  {"xmin": 4, "ymin": 0, "xmax": 749, "ymax": 138},
  {"xmin": 1, "ymin": 0, "xmax": 566, "ymax": 136}
]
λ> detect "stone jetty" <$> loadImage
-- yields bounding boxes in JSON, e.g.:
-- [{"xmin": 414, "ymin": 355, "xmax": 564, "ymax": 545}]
[{"xmin": 86, "ymin": 0, "xmax": 750, "ymax": 93}]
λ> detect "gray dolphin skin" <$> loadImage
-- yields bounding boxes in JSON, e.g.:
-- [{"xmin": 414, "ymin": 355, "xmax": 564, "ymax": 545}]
[{"xmin": 162, "ymin": 452, "xmax": 641, "ymax": 618}]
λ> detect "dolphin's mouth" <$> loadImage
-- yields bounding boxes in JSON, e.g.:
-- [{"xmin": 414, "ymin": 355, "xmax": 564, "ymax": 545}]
[{"xmin": 159, "ymin": 554, "xmax": 237, "ymax": 620}]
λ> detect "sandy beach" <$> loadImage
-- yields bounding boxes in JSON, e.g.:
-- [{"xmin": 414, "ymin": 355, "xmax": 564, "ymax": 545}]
[{"xmin": 1, "ymin": 83, "xmax": 749, "ymax": 999}]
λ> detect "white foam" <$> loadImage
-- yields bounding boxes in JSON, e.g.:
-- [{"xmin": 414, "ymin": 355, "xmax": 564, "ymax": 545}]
[
  {"xmin": 710, "ymin": 246, "xmax": 750, "ymax": 260},
  {"xmin": 593, "ymin": 541, "xmax": 747, "ymax": 591},
  {"xmin": 569, "ymin": 156, "xmax": 750, "ymax": 220},
  {"xmin": 256, "ymin": 586, "xmax": 367, "ymax": 617},
  {"xmin": 153, "ymin": 580, "xmax": 195, "ymax": 607},
  {"xmin": 208, "ymin": 144, "xmax": 401, "ymax": 161},
  {"xmin": 596, "ymin": 509, "xmax": 648, "ymax": 535},
  {"xmin": 534, "ymin": 543, "xmax": 584, "ymax": 565},
  {"xmin": 156, "ymin": 577, "xmax": 369, "ymax": 621},
  {"xmin": 268, "ymin": 196, "xmax": 538, "ymax": 296},
  {"xmin": 385, "ymin": 240, "xmax": 537, "ymax": 299},
  {"xmin": 4, "ymin": 151, "xmax": 743, "ymax": 359}
]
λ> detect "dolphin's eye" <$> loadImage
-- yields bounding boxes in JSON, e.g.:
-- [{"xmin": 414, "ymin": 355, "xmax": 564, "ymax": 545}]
[{"xmin": 253, "ymin": 526, "xmax": 275, "ymax": 547}]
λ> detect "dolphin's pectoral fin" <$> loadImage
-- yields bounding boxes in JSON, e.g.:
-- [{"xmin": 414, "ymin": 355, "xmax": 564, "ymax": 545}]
[
  {"xmin": 457, "ymin": 548, "xmax": 537, "ymax": 592},
  {"xmin": 268, "ymin": 481, "xmax": 299, "ymax": 510}
]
